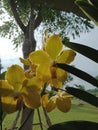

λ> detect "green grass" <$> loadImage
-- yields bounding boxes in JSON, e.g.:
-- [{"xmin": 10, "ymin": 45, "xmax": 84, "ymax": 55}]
[{"xmin": 2, "ymin": 99, "xmax": 98, "ymax": 130}]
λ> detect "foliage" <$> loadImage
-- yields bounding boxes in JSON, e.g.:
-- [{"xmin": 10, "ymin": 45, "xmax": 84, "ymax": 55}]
[
  {"xmin": 75, "ymin": 0, "xmax": 98, "ymax": 26},
  {"xmin": 48, "ymin": 121, "xmax": 98, "ymax": 130},
  {"xmin": 42, "ymin": 11, "xmax": 93, "ymax": 39},
  {"xmin": 0, "ymin": 0, "xmax": 94, "ymax": 47},
  {"xmin": 75, "ymin": 84, "xmax": 85, "ymax": 91},
  {"xmin": 0, "ymin": 59, "xmax": 3, "ymax": 72}
]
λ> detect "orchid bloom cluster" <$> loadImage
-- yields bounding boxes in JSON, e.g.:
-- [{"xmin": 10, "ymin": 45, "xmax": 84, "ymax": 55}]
[{"xmin": 0, "ymin": 34, "xmax": 76, "ymax": 114}]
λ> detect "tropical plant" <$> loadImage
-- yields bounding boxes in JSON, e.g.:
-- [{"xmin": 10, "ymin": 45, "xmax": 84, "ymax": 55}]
[{"xmin": 47, "ymin": 0, "xmax": 98, "ymax": 129}]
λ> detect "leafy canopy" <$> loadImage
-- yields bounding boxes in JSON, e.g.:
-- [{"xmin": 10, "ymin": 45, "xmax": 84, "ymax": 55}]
[{"xmin": 0, "ymin": 0, "xmax": 94, "ymax": 47}]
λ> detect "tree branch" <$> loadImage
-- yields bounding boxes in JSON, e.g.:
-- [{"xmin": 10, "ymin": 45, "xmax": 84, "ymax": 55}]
[
  {"xmin": 34, "ymin": 9, "xmax": 43, "ymax": 29},
  {"xmin": 28, "ymin": 3, "xmax": 36, "ymax": 51},
  {"xmin": 9, "ymin": 0, "xmax": 26, "ymax": 33}
]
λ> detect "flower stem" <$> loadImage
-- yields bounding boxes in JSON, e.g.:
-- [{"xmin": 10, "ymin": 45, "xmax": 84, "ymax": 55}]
[
  {"xmin": 11, "ymin": 110, "xmax": 21, "ymax": 130},
  {"xmin": 43, "ymin": 107, "xmax": 52, "ymax": 127},
  {"xmin": 37, "ymin": 108, "xmax": 43, "ymax": 130},
  {"xmin": 19, "ymin": 109, "xmax": 33, "ymax": 130}
]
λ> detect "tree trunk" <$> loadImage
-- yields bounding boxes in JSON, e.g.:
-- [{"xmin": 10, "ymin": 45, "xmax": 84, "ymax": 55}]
[
  {"xmin": 21, "ymin": 29, "xmax": 36, "ymax": 130},
  {"xmin": 20, "ymin": 3, "xmax": 42, "ymax": 129}
]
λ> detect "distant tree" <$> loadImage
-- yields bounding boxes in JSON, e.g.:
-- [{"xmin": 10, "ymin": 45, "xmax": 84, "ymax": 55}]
[
  {"xmin": 0, "ymin": 58, "xmax": 5, "ymax": 79},
  {"xmin": 64, "ymin": 74, "xmax": 74, "ymax": 86},
  {"xmin": 95, "ymin": 76, "xmax": 98, "ymax": 80},
  {"xmin": 0, "ymin": 58, "xmax": 3, "ymax": 72},
  {"xmin": 75, "ymin": 84, "xmax": 85, "ymax": 91}
]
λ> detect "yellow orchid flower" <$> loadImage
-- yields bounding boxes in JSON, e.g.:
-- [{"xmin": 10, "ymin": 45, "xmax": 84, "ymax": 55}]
[
  {"xmin": 29, "ymin": 34, "xmax": 76, "ymax": 88},
  {"xmin": 20, "ymin": 57, "xmax": 37, "ymax": 78},
  {"xmin": 41, "ymin": 91, "xmax": 72, "ymax": 112},
  {"xmin": 0, "ymin": 65, "xmax": 43, "ymax": 113},
  {"xmin": 41, "ymin": 94, "xmax": 57, "ymax": 112},
  {"xmin": 56, "ymin": 91, "xmax": 72, "ymax": 112}
]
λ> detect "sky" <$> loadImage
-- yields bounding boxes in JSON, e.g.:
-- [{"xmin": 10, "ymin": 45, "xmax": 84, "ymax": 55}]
[
  {"xmin": 70, "ymin": 26, "xmax": 98, "ymax": 89},
  {"xmin": 0, "ymin": 25, "xmax": 98, "ymax": 89},
  {"xmin": 71, "ymin": 26, "xmax": 98, "ymax": 76}
]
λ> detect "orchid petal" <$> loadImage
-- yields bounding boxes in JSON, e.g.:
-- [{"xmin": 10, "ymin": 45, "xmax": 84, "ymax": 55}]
[
  {"xmin": 45, "ymin": 34, "xmax": 63, "ymax": 60},
  {"xmin": 29, "ymin": 50, "xmax": 51, "ymax": 64},
  {"xmin": 45, "ymin": 96, "xmax": 56, "ymax": 112},
  {"xmin": 57, "ymin": 50, "xmax": 76, "ymax": 64},
  {"xmin": 56, "ymin": 68, "xmax": 68, "ymax": 82},
  {"xmin": 41, "ymin": 94, "xmax": 56, "ymax": 112},
  {"xmin": 41, "ymin": 94, "xmax": 49, "ymax": 108},
  {"xmin": 5, "ymin": 65, "xmax": 25, "ymax": 91},
  {"xmin": 56, "ymin": 96, "xmax": 71, "ymax": 112},
  {"xmin": 1, "ymin": 97, "xmax": 18, "ymax": 113},
  {"xmin": 0, "ymin": 80, "xmax": 14, "ymax": 96},
  {"xmin": 19, "ymin": 58, "xmax": 30, "ymax": 66},
  {"xmin": 22, "ymin": 78, "xmax": 42, "ymax": 109},
  {"xmin": 62, "ymin": 92, "xmax": 73, "ymax": 98},
  {"xmin": 36, "ymin": 64, "xmax": 51, "ymax": 82},
  {"xmin": 50, "ymin": 79, "xmax": 62, "ymax": 88},
  {"xmin": 23, "ymin": 77, "xmax": 43, "ymax": 90},
  {"xmin": 22, "ymin": 89, "xmax": 41, "ymax": 109}
]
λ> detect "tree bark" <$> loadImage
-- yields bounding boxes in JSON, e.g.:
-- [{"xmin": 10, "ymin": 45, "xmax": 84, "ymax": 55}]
[
  {"xmin": 8, "ymin": 0, "xmax": 26, "ymax": 32},
  {"xmin": 20, "ymin": 28, "xmax": 36, "ymax": 130},
  {"xmin": 21, "ymin": 28, "xmax": 36, "ymax": 130}
]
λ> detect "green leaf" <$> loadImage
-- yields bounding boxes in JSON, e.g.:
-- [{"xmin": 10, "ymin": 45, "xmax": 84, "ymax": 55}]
[
  {"xmin": 75, "ymin": 0, "xmax": 98, "ymax": 26},
  {"xmin": 63, "ymin": 41, "xmax": 98, "ymax": 63},
  {"xmin": 56, "ymin": 63, "xmax": 98, "ymax": 88},
  {"xmin": 66, "ymin": 87, "xmax": 98, "ymax": 107},
  {"xmin": 90, "ymin": 0, "xmax": 98, "ymax": 8},
  {"xmin": 47, "ymin": 121, "xmax": 98, "ymax": 130}
]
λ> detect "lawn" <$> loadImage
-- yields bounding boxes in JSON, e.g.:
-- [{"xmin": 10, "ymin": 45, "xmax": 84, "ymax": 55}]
[{"xmin": 2, "ymin": 98, "xmax": 98, "ymax": 130}]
